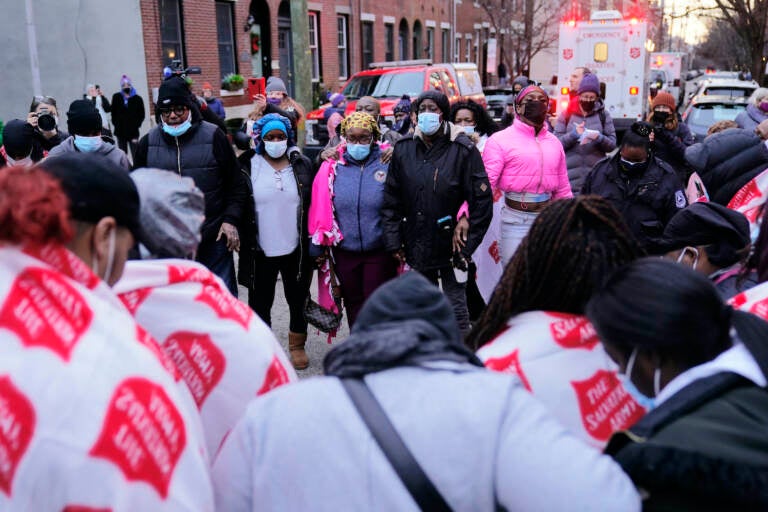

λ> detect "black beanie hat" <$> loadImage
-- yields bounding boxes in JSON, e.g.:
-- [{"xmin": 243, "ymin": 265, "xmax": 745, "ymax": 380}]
[
  {"xmin": 66, "ymin": 99, "xmax": 102, "ymax": 136},
  {"xmin": 651, "ymin": 202, "xmax": 751, "ymax": 267},
  {"xmin": 413, "ymin": 90, "xmax": 450, "ymax": 120},
  {"xmin": 158, "ymin": 76, "xmax": 192, "ymax": 108},
  {"xmin": 39, "ymin": 153, "xmax": 141, "ymax": 238},
  {"xmin": 2, "ymin": 119, "xmax": 35, "ymax": 159}
]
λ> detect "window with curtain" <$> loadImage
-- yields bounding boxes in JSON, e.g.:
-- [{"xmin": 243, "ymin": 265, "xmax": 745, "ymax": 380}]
[{"xmin": 159, "ymin": 0, "xmax": 185, "ymax": 68}]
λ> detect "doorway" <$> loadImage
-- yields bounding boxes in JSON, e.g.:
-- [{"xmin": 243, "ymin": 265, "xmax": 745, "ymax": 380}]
[{"xmin": 277, "ymin": 0, "xmax": 295, "ymax": 97}]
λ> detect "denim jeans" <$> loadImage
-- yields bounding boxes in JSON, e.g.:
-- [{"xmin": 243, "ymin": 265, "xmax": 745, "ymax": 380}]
[
  {"xmin": 196, "ymin": 237, "xmax": 238, "ymax": 296},
  {"xmin": 500, "ymin": 207, "xmax": 540, "ymax": 266},
  {"xmin": 421, "ymin": 266, "xmax": 470, "ymax": 332}
]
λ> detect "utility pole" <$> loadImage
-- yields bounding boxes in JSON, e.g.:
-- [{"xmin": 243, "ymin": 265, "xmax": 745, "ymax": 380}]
[
  {"xmin": 25, "ymin": 0, "xmax": 42, "ymax": 96},
  {"xmin": 289, "ymin": 0, "xmax": 311, "ymax": 146}
]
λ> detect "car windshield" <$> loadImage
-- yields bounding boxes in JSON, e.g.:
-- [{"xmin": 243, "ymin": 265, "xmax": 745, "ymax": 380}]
[
  {"xmin": 703, "ymin": 87, "xmax": 754, "ymax": 97},
  {"xmin": 688, "ymin": 103, "xmax": 746, "ymax": 130},
  {"xmin": 341, "ymin": 71, "xmax": 424, "ymax": 100}
]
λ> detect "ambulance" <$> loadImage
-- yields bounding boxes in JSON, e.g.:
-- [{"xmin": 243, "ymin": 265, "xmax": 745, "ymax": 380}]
[
  {"xmin": 555, "ymin": 10, "xmax": 650, "ymax": 135},
  {"xmin": 649, "ymin": 52, "xmax": 689, "ymax": 106}
]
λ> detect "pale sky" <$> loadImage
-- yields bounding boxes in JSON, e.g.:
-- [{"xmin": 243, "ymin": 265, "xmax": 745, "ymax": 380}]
[{"xmin": 665, "ymin": 0, "xmax": 713, "ymax": 44}]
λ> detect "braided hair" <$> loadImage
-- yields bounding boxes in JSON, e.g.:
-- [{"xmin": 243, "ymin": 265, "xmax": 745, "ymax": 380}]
[{"xmin": 466, "ymin": 196, "xmax": 642, "ymax": 350}]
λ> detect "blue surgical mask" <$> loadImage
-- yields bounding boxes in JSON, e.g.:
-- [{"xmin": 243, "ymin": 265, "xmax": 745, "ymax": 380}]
[
  {"xmin": 264, "ymin": 140, "xmax": 288, "ymax": 159},
  {"xmin": 73, "ymin": 135, "xmax": 103, "ymax": 153},
  {"xmin": 162, "ymin": 118, "xmax": 192, "ymax": 137},
  {"xmin": 619, "ymin": 347, "xmax": 656, "ymax": 412},
  {"xmin": 462, "ymin": 125, "xmax": 476, "ymax": 135},
  {"xmin": 346, "ymin": 143, "xmax": 371, "ymax": 162},
  {"xmin": 418, "ymin": 112, "xmax": 441, "ymax": 135}
]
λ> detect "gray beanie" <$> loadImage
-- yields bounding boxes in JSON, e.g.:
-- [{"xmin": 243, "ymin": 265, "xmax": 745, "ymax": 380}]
[
  {"xmin": 130, "ymin": 168, "xmax": 205, "ymax": 259},
  {"xmin": 265, "ymin": 77, "xmax": 287, "ymax": 94}
]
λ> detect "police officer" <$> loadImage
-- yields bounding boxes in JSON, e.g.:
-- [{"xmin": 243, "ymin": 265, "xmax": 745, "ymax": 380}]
[{"xmin": 581, "ymin": 121, "xmax": 686, "ymax": 249}]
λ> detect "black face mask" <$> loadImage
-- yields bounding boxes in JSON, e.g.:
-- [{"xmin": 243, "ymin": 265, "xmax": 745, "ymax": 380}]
[
  {"xmin": 652, "ymin": 111, "xmax": 670, "ymax": 124},
  {"xmin": 392, "ymin": 116, "xmax": 412, "ymax": 134},
  {"xmin": 620, "ymin": 157, "xmax": 649, "ymax": 174},
  {"xmin": 580, "ymin": 100, "xmax": 596, "ymax": 113},
  {"xmin": 522, "ymin": 101, "xmax": 548, "ymax": 125},
  {"xmin": 122, "ymin": 87, "xmax": 131, "ymax": 95}
]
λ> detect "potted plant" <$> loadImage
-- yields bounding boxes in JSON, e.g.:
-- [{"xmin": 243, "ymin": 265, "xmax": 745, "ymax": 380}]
[{"xmin": 221, "ymin": 73, "xmax": 244, "ymax": 92}]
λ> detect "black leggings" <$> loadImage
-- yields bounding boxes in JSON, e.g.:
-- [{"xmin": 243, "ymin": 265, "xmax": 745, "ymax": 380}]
[{"xmin": 247, "ymin": 248, "xmax": 311, "ymax": 334}]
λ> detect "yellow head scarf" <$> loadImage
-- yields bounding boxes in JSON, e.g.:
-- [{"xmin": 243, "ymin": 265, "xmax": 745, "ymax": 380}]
[{"xmin": 341, "ymin": 111, "xmax": 380, "ymax": 140}]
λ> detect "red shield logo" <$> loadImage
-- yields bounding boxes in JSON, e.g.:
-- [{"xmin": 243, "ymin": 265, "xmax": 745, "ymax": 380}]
[
  {"xmin": 571, "ymin": 370, "xmax": 645, "ymax": 442},
  {"xmin": 728, "ymin": 177, "xmax": 762, "ymax": 209},
  {"xmin": 195, "ymin": 284, "xmax": 252, "ymax": 330},
  {"xmin": 487, "ymin": 240, "xmax": 501, "ymax": 264},
  {"xmin": 0, "ymin": 376, "xmax": 36, "ymax": 497},
  {"xmin": 483, "ymin": 349, "xmax": 532, "ymax": 392},
  {"xmin": 163, "ymin": 331, "xmax": 226, "ymax": 408},
  {"xmin": 629, "ymin": 47, "xmax": 641, "ymax": 59},
  {"xmin": 256, "ymin": 356, "xmax": 291, "ymax": 396},
  {"xmin": 89, "ymin": 377, "xmax": 187, "ymax": 499},
  {"xmin": 562, "ymin": 49, "xmax": 574, "ymax": 60},
  {"xmin": 0, "ymin": 267, "xmax": 93, "ymax": 362},
  {"xmin": 749, "ymin": 297, "xmax": 768, "ymax": 321},
  {"xmin": 136, "ymin": 326, "xmax": 181, "ymax": 382},
  {"xmin": 118, "ymin": 288, "xmax": 152, "ymax": 315},
  {"xmin": 547, "ymin": 313, "xmax": 599, "ymax": 350},
  {"xmin": 168, "ymin": 265, "xmax": 216, "ymax": 287}
]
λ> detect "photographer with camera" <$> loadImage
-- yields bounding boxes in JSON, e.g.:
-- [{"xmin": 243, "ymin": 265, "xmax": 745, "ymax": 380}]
[
  {"xmin": 110, "ymin": 75, "xmax": 145, "ymax": 161},
  {"xmin": 84, "ymin": 84, "xmax": 112, "ymax": 135},
  {"xmin": 27, "ymin": 95, "xmax": 68, "ymax": 151},
  {"xmin": 647, "ymin": 91, "xmax": 694, "ymax": 184}
]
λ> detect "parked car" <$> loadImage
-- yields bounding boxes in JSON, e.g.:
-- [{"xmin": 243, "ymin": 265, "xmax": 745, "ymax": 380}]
[
  {"xmin": 303, "ymin": 60, "xmax": 486, "ymax": 160},
  {"xmin": 681, "ymin": 94, "xmax": 749, "ymax": 142},
  {"xmin": 682, "ymin": 78, "xmax": 758, "ymax": 112},
  {"xmin": 483, "ymin": 86, "xmax": 515, "ymax": 122}
]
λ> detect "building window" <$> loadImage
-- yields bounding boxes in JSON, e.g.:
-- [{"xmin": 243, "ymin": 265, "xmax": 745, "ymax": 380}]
[
  {"xmin": 215, "ymin": 1, "xmax": 237, "ymax": 78},
  {"xmin": 385, "ymin": 24, "xmax": 395, "ymax": 61},
  {"xmin": 441, "ymin": 29, "xmax": 450, "ymax": 62},
  {"xmin": 465, "ymin": 37, "xmax": 471, "ymax": 62},
  {"xmin": 337, "ymin": 15, "xmax": 349, "ymax": 79},
  {"xmin": 454, "ymin": 36, "xmax": 461, "ymax": 63},
  {"xmin": 362, "ymin": 21, "xmax": 374, "ymax": 69},
  {"xmin": 426, "ymin": 27, "xmax": 434, "ymax": 61},
  {"xmin": 159, "ymin": 0, "xmax": 184, "ymax": 68},
  {"xmin": 398, "ymin": 19, "xmax": 409, "ymax": 60},
  {"xmin": 309, "ymin": 12, "xmax": 321, "ymax": 81},
  {"xmin": 474, "ymin": 30, "xmax": 480, "ymax": 65}
]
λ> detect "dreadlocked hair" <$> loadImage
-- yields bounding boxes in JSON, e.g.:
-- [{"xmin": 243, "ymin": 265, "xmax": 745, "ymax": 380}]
[{"xmin": 465, "ymin": 195, "xmax": 642, "ymax": 350}]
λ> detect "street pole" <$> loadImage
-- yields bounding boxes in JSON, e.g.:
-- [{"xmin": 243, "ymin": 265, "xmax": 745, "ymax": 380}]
[
  {"xmin": 290, "ymin": 0, "xmax": 312, "ymax": 147},
  {"xmin": 25, "ymin": 0, "xmax": 42, "ymax": 96}
]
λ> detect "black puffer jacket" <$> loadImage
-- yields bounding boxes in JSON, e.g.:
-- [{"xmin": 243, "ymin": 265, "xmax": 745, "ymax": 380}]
[
  {"xmin": 582, "ymin": 153, "xmax": 686, "ymax": 248},
  {"xmin": 236, "ymin": 149, "xmax": 315, "ymax": 289},
  {"xmin": 382, "ymin": 123, "xmax": 492, "ymax": 271},
  {"xmin": 652, "ymin": 119, "xmax": 694, "ymax": 182},
  {"xmin": 685, "ymin": 128, "xmax": 768, "ymax": 205}
]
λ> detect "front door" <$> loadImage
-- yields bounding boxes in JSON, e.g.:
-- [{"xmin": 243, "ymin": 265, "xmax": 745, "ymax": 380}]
[{"xmin": 277, "ymin": 17, "xmax": 294, "ymax": 97}]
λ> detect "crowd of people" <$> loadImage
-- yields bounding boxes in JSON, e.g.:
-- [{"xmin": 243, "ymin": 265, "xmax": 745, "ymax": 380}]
[{"xmin": 3, "ymin": 65, "xmax": 768, "ymax": 510}]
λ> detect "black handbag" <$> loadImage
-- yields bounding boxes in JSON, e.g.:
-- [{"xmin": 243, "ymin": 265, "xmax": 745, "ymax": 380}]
[{"xmin": 303, "ymin": 258, "xmax": 344, "ymax": 332}]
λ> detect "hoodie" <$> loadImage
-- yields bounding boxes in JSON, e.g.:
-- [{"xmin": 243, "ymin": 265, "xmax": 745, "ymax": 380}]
[{"xmin": 47, "ymin": 136, "xmax": 131, "ymax": 170}]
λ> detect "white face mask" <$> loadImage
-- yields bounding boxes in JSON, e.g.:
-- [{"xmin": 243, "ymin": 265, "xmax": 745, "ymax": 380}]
[
  {"xmin": 264, "ymin": 140, "xmax": 288, "ymax": 159},
  {"xmin": 92, "ymin": 228, "xmax": 116, "ymax": 284}
]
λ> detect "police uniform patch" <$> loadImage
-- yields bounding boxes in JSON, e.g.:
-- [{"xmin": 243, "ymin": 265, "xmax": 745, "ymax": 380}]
[
  {"xmin": 480, "ymin": 183, "xmax": 488, "ymax": 192},
  {"xmin": 374, "ymin": 170, "xmax": 387, "ymax": 183},
  {"xmin": 675, "ymin": 190, "xmax": 686, "ymax": 208}
]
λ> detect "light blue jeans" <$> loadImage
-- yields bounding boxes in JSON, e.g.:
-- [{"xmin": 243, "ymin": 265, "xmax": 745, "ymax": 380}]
[{"xmin": 500, "ymin": 207, "xmax": 539, "ymax": 266}]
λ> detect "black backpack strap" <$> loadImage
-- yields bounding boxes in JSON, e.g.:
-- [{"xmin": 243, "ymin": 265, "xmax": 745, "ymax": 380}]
[{"xmin": 341, "ymin": 378, "xmax": 452, "ymax": 512}]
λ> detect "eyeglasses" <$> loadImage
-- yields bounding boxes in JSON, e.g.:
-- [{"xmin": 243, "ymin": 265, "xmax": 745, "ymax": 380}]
[
  {"xmin": 346, "ymin": 135, "xmax": 373, "ymax": 145},
  {"xmin": 158, "ymin": 105, "xmax": 188, "ymax": 117}
]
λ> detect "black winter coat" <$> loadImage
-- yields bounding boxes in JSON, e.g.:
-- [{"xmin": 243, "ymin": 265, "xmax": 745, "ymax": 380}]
[
  {"xmin": 111, "ymin": 93, "xmax": 145, "ymax": 139},
  {"xmin": 582, "ymin": 153, "xmax": 686, "ymax": 248},
  {"xmin": 381, "ymin": 124, "xmax": 493, "ymax": 271},
  {"xmin": 236, "ymin": 149, "xmax": 315, "ymax": 289},
  {"xmin": 652, "ymin": 120, "xmax": 694, "ymax": 182},
  {"xmin": 685, "ymin": 128, "xmax": 768, "ymax": 205}
]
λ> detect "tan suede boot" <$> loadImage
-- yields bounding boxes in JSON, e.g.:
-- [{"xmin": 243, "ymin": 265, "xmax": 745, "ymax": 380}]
[{"xmin": 288, "ymin": 331, "xmax": 309, "ymax": 370}]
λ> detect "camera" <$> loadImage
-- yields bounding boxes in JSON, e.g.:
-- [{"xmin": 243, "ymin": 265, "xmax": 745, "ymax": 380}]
[
  {"xmin": 37, "ymin": 110, "xmax": 57, "ymax": 131},
  {"xmin": 165, "ymin": 59, "xmax": 202, "ymax": 79}
]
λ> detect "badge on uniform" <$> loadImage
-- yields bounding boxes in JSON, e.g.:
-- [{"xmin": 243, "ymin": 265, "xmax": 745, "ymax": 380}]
[
  {"xmin": 675, "ymin": 190, "xmax": 686, "ymax": 209},
  {"xmin": 374, "ymin": 170, "xmax": 387, "ymax": 183}
]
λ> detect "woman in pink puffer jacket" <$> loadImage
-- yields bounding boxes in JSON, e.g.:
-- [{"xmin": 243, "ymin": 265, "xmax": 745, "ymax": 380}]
[{"xmin": 482, "ymin": 85, "xmax": 572, "ymax": 264}]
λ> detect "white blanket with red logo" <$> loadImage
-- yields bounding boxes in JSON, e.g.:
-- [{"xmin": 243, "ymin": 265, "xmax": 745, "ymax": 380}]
[
  {"xmin": 476, "ymin": 310, "xmax": 646, "ymax": 448},
  {"xmin": 114, "ymin": 259, "xmax": 297, "ymax": 459},
  {"xmin": 473, "ymin": 190, "xmax": 504, "ymax": 302},
  {"xmin": 0, "ymin": 244, "xmax": 213, "ymax": 511},
  {"xmin": 728, "ymin": 169, "xmax": 768, "ymax": 240},
  {"xmin": 730, "ymin": 281, "xmax": 768, "ymax": 320}
]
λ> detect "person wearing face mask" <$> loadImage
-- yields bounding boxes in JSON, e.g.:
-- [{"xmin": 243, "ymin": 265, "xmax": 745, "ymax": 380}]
[
  {"xmin": 47, "ymin": 100, "xmax": 130, "ymax": 170},
  {"xmin": 133, "ymin": 75, "xmax": 244, "ymax": 296},
  {"xmin": 588, "ymin": 258, "xmax": 768, "ymax": 511},
  {"xmin": 483, "ymin": 85, "xmax": 572, "ymax": 265},
  {"xmin": 392, "ymin": 95, "xmax": 413, "ymax": 136},
  {"xmin": 237, "ymin": 114, "xmax": 315, "ymax": 369},
  {"xmin": 264, "ymin": 77, "xmax": 305, "ymax": 125},
  {"xmin": 27, "ymin": 95, "xmax": 68, "ymax": 151},
  {"xmin": 735, "ymin": 87, "xmax": 768, "ymax": 131},
  {"xmin": 110, "ymin": 75, "xmax": 145, "ymax": 162},
  {"xmin": 582, "ymin": 122, "xmax": 686, "ymax": 248},
  {"xmin": 647, "ymin": 91, "xmax": 694, "ymax": 183},
  {"xmin": 652, "ymin": 202, "xmax": 757, "ymax": 299},
  {"xmin": 309, "ymin": 112, "xmax": 397, "ymax": 330},
  {"xmin": 382, "ymin": 90, "xmax": 493, "ymax": 335},
  {"xmin": 201, "ymin": 82, "xmax": 226, "ymax": 120},
  {"xmin": 554, "ymin": 73, "xmax": 617, "ymax": 192},
  {"xmin": 0, "ymin": 119, "xmax": 46, "ymax": 168}
]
